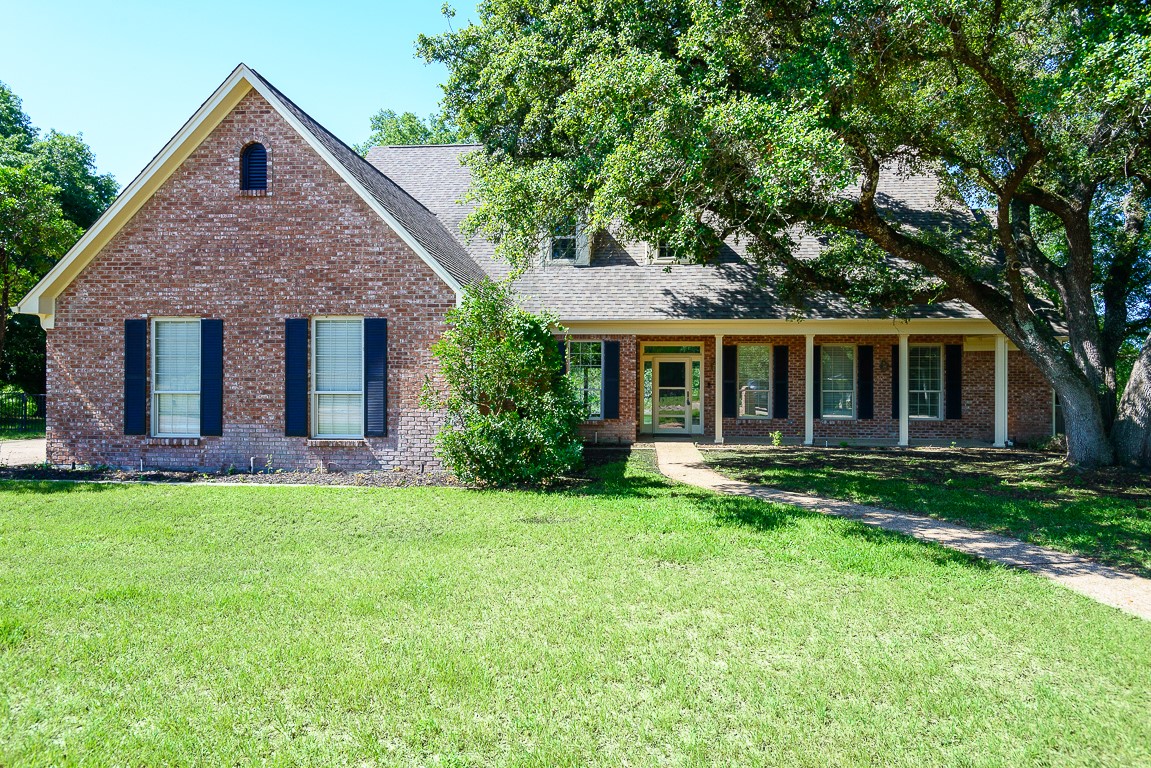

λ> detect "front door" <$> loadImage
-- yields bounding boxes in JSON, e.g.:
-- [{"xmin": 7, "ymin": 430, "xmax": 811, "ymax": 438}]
[{"xmin": 655, "ymin": 359, "xmax": 691, "ymax": 433}]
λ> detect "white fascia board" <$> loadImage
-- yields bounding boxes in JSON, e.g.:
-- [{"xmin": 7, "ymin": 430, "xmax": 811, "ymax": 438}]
[{"xmin": 559, "ymin": 318, "xmax": 1002, "ymax": 336}]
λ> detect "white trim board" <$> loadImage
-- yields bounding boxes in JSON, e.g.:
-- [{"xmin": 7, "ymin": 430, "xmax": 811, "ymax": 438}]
[{"xmin": 16, "ymin": 64, "xmax": 463, "ymax": 329}]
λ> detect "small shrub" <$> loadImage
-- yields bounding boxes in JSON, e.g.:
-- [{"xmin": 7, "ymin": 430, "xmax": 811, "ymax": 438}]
[
  {"xmin": 771, "ymin": 430, "xmax": 784, "ymax": 447},
  {"xmin": 421, "ymin": 279, "xmax": 584, "ymax": 486}
]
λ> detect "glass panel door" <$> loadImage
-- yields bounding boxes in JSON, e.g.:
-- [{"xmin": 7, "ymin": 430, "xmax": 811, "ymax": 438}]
[{"xmin": 655, "ymin": 360, "xmax": 689, "ymax": 432}]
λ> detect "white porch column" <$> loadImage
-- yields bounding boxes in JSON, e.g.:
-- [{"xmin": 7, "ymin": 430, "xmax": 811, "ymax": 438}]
[
  {"xmin": 714, "ymin": 334, "xmax": 724, "ymax": 444},
  {"xmin": 804, "ymin": 334, "xmax": 815, "ymax": 445},
  {"xmin": 994, "ymin": 334, "xmax": 1009, "ymax": 447},
  {"xmin": 898, "ymin": 334, "xmax": 910, "ymax": 447}
]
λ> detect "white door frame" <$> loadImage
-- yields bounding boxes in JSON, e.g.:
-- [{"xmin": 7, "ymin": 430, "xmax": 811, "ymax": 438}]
[{"xmin": 641, "ymin": 351, "xmax": 705, "ymax": 435}]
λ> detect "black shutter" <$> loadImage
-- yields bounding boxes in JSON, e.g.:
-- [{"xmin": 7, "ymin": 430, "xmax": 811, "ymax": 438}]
[
  {"xmin": 857, "ymin": 345, "xmax": 874, "ymax": 420},
  {"xmin": 772, "ymin": 345, "xmax": 789, "ymax": 419},
  {"xmin": 722, "ymin": 345, "xmax": 737, "ymax": 418},
  {"xmin": 813, "ymin": 345, "xmax": 822, "ymax": 418},
  {"xmin": 124, "ymin": 319, "xmax": 147, "ymax": 435},
  {"xmin": 364, "ymin": 319, "xmax": 388, "ymax": 436},
  {"xmin": 241, "ymin": 143, "xmax": 268, "ymax": 191},
  {"xmin": 602, "ymin": 341, "xmax": 620, "ymax": 419},
  {"xmin": 558, "ymin": 339, "xmax": 567, "ymax": 373},
  {"xmin": 200, "ymin": 319, "xmax": 224, "ymax": 436},
  {"xmin": 891, "ymin": 344, "xmax": 900, "ymax": 419},
  {"xmin": 945, "ymin": 344, "xmax": 963, "ymax": 419},
  {"xmin": 284, "ymin": 318, "xmax": 309, "ymax": 437}
]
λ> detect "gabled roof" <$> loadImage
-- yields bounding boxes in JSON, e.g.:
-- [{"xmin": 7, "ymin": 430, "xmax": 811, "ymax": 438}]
[{"xmin": 17, "ymin": 64, "xmax": 483, "ymax": 328}]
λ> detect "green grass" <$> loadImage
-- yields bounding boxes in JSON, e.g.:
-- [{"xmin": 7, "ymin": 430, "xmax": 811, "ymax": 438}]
[
  {"xmin": 1, "ymin": 453, "xmax": 1150, "ymax": 767},
  {"xmin": 0, "ymin": 429, "xmax": 44, "ymax": 441},
  {"xmin": 706, "ymin": 447, "xmax": 1151, "ymax": 577}
]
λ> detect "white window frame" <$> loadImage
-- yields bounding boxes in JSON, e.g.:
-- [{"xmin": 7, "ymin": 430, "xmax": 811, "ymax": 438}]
[
  {"xmin": 820, "ymin": 344, "xmax": 856, "ymax": 420},
  {"xmin": 549, "ymin": 218, "xmax": 578, "ymax": 261},
  {"xmin": 908, "ymin": 344, "xmax": 944, "ymax": 421},
  {"xmin": 567, "ymin": 340, "xmax": 605, "ymax": 421},
  {"xmin": 647, "ymin": 242, "xmax": 680, "ymax": 265},
  {"xmin": 151, "ymin": 317, "xmax": 201, "ymax": 438},
  {"xmin": 737, "ymin": 344, "xmax": 773, "ymax": 419},
  {"xmin": 311, "ymin": 316, "xmax": 365, "ymax": 439}
]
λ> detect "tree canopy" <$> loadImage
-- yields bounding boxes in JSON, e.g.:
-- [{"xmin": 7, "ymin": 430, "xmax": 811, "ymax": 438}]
[
  {"xmin": 420, "ymin": 0, "xmax": 1151, "ymax": 466},
  {"xmin": 356, "ymin": 109, "xmax": 470, "ymax": 154},
  {"xmin": 0, "ymin": 81, "xmax": 117, "ymax": 392}
]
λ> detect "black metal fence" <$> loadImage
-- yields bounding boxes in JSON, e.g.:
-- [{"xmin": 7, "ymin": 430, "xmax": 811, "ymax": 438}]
[{"xmin": 0, "ymin": 393, "xmax": 46, "ymax": 434}]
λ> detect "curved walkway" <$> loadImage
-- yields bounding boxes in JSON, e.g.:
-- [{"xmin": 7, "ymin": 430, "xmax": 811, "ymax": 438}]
[{"xmin": 655, "ymin": 440, "xmax": 1151, "ymax": 621}]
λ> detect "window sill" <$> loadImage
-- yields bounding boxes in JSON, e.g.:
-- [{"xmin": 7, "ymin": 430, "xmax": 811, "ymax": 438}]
[
  {"xmin": 238, "ymin": 189, "xmax": 270, "ymax": 197},
  {"xmin": 146, "ymin": 437, "xmax": 201, "ymax": 446},
  {"xmin": 819, "ymin": 416, "xmax": 856, "ymax": 421},
  {"xmin": 908, "ymin": 417, "xmax": 944, "ymax": 422},
  {"xmin": 737, "ymin": 415, "xmax": 776, "ymax": 420},
  {"xmin": 307, "ymin": 438, "xmax": 366, "ymax": 447}
]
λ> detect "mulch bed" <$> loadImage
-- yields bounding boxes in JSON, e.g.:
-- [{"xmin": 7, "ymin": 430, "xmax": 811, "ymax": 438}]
[
  {"xmin": 0, "ymin": 447, "xmax": 638, "ymax": 488},
  {"xmin": 0, "ymin": 465, "xmax": 461, "ymax": 488}
]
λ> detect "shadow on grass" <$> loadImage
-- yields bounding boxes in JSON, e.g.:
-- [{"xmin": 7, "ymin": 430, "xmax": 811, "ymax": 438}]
[{"xmin": 0, "ymin": 479, "xmax": 121, "ymax": 495}]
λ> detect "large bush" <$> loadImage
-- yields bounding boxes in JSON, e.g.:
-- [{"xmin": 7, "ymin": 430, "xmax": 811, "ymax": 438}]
[{"xmin": 421, "ymin": 280, "xmax": 584, "ymax": 486}]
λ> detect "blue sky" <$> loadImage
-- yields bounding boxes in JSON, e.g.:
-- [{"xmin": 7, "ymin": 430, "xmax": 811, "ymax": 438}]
[{"xmin": 0, "ymin": 0, "xmax": 477, "ymax": 186}]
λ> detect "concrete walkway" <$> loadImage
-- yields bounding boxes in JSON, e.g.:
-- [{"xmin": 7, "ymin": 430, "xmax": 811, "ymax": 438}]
[
  {"xmin": 655, "ymin": 440, "xmax": 1151, "ymax": 621},
  {"xmin": 0, "ymin": 438, "xmax": 46, "ymax": 467}
]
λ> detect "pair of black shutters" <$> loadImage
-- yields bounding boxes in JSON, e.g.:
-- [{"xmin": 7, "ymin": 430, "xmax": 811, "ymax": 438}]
[
  {"xmin": 890, "ymin": 344, "xmax": 964, "ymax": 420},
  {"xmin": 284, "ymin": 318, "xmax": 388, "ymax": 437},
  {"xmin": 558, "ymin": 339, "xmax": 621, "ymax": 419},
  {"xmin": 721, "ymin": 343, "xmax": 963, "ymax": 420},
  {"xmin": 124, "ymin": 318, "xmax": 388, "ymax": 437},
  {"xmin": 124, "ymin": 318, "xmax": 223, "ymax": 436},
  {"xmin": 722, "ymin": 345, "xmax": 790, "ymax": 419}
]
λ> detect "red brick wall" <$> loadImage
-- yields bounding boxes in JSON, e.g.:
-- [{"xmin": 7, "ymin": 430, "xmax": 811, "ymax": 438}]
[
  {"xmin": 47, "ymin": 90, "xmax": 456, "ymax": 471},
  {"xmin": 1009, "ymin": 350, "xmax": 1055, "ymax": 444}
]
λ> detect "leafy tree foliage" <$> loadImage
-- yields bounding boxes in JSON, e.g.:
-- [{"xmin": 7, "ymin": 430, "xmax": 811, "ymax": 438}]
[
  {"xmin": 356, "ymin": 109, "xmax": 469, "ymax": 154},
  {"xmin": 0, "ymin": 81, "xmax": 117, "ymax": 392},
  {"xmin": 420, "ymin": 1, "xmax": 1151, "ymax": 467},
  {"xmin": 421, "ymin": 279, "xmax": 584, "ymax": 485}
]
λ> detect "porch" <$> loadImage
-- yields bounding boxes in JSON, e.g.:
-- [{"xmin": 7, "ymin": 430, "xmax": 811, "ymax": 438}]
[{"xmin": 565, "ymin": 325, "xmax": 1055, "ymax": 448}]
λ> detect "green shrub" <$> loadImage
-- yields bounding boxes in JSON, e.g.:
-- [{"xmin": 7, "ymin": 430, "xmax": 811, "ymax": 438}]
[{"xmin": 421, "ymin": 279, "xmax": 584, "ymax": 486}]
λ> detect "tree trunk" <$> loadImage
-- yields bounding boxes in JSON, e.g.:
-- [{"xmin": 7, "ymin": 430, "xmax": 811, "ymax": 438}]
[
  {"xmin": 1052, "ymin": 374, "xmax": 1117, "ymax": 467},
  {"xmin": 1112, "ymin": 332, "xmax": 1151, "ymax": 467},
  {"xmin": 0, "ymin": 244, "xmax": 9, "ymax": 371}
]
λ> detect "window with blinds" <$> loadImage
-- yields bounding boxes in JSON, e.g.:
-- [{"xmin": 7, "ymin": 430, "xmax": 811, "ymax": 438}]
[
  {"xmin": 737, "ymin": 345, "xmax": 772, "ymax": 418},
  {"xmin": 909, "ymin": 345, "xmax": 943, "ymax": 419},
  {"xmin": 313, "ymin": 318, "xmax": 364, "ymax": 438},
  {"xmin": 153, "ymin": 319, "xmax": 201, "ymax": 436},
  {"xmin": 820, "ymin": 345, "xmax": 855, "ymax": 418}
]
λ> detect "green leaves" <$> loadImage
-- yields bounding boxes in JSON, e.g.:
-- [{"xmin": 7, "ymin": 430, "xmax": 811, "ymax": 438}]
[
  {"xmin": 421, "ymin": 279, "xmax": 584, "ymax": 486},
  {"xmin": 355, "ymin": 109, "xmax": 469, "ymax": 154}
]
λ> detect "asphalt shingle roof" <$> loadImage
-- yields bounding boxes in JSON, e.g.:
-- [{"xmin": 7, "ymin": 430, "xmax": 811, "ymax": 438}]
[{"xmin": 366, "ymin": 144, "xmax": 983, "ymax": 322}]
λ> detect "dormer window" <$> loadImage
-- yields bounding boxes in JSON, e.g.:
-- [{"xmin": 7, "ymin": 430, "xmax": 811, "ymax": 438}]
[
  {"xmin": 240, "ymin": 143, "xmax": 268, "ymax": 191},
  {"xmin": 550, "ymin": 218, "xmax": 577, "ymax": 260},
  {"xmin": 649, "ymin": 242, "xmax": 681, "ymax": 264}
]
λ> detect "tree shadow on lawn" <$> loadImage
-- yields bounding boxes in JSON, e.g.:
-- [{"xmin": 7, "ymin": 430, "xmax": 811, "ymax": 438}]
[
  {"xmin": 0, "ymin": 479, "xmax": 121, "ymax": 495},
  {"xmin": 580, "ymin": 450, "xmax": 992, "ymax": 573}
]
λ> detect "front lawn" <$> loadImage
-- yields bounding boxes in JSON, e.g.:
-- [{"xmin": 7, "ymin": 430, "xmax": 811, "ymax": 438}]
[
  {"xmin": 706, "ymin": 447, "xmax": 1151, "ymax": 576},
  {"xmin": 2, "ymin": 453, "xmax": 1150, "ymax": 766}
]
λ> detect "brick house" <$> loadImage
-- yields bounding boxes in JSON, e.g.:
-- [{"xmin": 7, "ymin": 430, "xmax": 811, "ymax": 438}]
[{"xmin": 17, "ymin": 66, "xmax": 1057, "ymax": 471}]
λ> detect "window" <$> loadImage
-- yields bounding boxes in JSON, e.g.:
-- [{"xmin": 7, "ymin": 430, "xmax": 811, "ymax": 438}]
[
  {"xmin": 738, "ymin": 345, "xmax": 772, "ymax": 418},
  {"xmin": 649, "ymin": 242, "xmax": 680, "ymax": 264},
  {"xmin": 312, "ymin": 318, "xmax": 363, "ymax": 438},
  {"xmin": 240, "ymin": 142, "xmax": 268, "ymax": 191},
  {"xmin": 821, "ymin": 345, "xmax": 855, "ymax": 418},
  {"xmin": 568, "ymin": 341, "xmax": 603, "ymax": 419},
  {"xmin": 550, "ymin": 217, "xmax": 577, "ymax": 260},
  {"xmin": 153, "ymin": 319, "xmax": 200, "ymax": 436},
  {"xmin": 909, "ymin": 345, "xmax": 943, "ymax": 419},
  {"xmin": 642, "ymin": 344, "xmax": 701, "ymax": 355}
]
